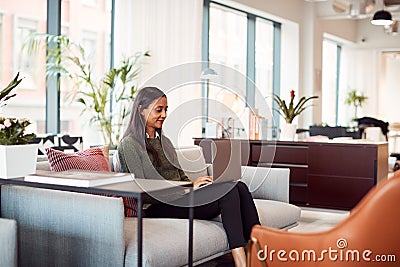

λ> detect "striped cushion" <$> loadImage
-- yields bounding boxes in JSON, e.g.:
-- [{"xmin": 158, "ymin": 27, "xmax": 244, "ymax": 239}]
[{"xmin": 45, "ymin": 147, "xmax": 111, "ymax": 172}]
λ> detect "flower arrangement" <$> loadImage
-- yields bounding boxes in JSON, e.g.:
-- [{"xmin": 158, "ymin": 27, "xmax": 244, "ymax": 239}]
[
  {"xmin": 0, "ymin": 73, "xmax": 36, "ymax": 145},
  {"xmin": 0, "ymin": 117, "xmax": 35, "ymax": 145},
  {"xmin": 273, "ymin": 90, "xmax": 318, "ymax": 124}
]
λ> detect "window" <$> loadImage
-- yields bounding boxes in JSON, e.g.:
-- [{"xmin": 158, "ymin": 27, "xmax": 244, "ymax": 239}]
[
  {"xmin": 322, "ymin": 38, "xmax": 341, "ymax": 126},
  {"xmin": 0, "ymin": 1, "xmax": 47, "ymax": 134},
  {"xmin": 255, "ymin": 17, "xmax": 274, "ymax": 110},
  {"xmin": 205, "ymin": 1, "xmax": 280, "ymax": 138},
  {"xmin": 60, "ymin": 0, "xmax": 112, "ymax": 145},
  {"xmin": 209, "ymin": 3, "xmax": 247, "ymax": 74},
  {"xmin": 14, "ymin": 17, "xmax": 39, "ymax": 89},
  {"xmin": 0, "ymin": 12, "xmax": 4, "ymax": 83}
]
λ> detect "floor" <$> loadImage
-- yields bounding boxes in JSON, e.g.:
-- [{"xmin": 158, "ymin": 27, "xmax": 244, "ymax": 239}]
[{"xmin": 198, "ymin": 207, "xmax": 350, "ymax": 266}]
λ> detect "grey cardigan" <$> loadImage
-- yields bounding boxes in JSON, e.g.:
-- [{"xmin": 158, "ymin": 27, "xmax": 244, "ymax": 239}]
[{"xmin": 118, "ymin": 134, "xmax": 190, "ymax": 182}]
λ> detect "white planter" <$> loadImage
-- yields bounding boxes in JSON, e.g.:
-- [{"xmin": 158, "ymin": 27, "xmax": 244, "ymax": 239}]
[
  {"xmin": 0, "ymin": 144, "xmax": 38, "ymax": 179},
  {"xmin": 280, "ymin": 123, "xmax": 297, "ymax": 141}
]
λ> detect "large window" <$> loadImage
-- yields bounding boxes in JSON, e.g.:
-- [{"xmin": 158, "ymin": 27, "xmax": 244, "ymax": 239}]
[
  {"xmin": 59, "ymin": 0, "xmax": 112, "ymax": 145},
  {"xmin": 322, "ymin": 38, "xmax": 341, "ymax": 126},
  {"xmin": 255, "ymin": 17, "xmax": 274, "ymax": 112},
  {"xmin": 0, "ymin": 0, "xmax": 112, "ymax": 145},
  {"xmin": 0, "ymin": 0, "xmax": 47, "ymax": 134},
  {"xmin": 205, "ymin": 1, "xmax": 280, "ymax": 138}
]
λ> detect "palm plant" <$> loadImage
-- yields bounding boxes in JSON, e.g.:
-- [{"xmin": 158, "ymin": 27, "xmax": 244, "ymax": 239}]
[
  {"xmin": 23, "ymin": 33, "xmax": 150, "ymax": 147},
  {"xmin": 345, "ymin": 90, "xmax": 368, "ymax": 120}
]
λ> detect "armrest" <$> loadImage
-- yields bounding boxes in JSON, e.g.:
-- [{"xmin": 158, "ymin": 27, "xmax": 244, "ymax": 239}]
[
  {"xmin": 240, "ymin": 166, "xmax": 290, "ymax": 203},
  {"xmin": 1, "ymin": 185, "xmax": 125, "ymax": 267},
  {"xmin": 0, "ymin": 218, "xmax": 17, "ymax": 267}
]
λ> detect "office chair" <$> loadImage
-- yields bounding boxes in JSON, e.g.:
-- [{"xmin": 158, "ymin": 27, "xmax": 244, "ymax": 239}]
[{"xmin": 356, "ymin": 117, "xmax": 389, "ymax": 141}]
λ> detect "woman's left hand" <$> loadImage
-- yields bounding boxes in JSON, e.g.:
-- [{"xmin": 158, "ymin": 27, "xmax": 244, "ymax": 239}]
[{"xmin": 193, "ymin": 176, "xmax": 213, "ymax": 189}]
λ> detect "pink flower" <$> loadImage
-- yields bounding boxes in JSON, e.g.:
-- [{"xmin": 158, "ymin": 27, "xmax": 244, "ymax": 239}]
[
  {"xmin": 0, "ymin": 124, "xmax": 5, "ymax": 130},
  {"xmin": 4, "ymin": 118, "xmax": 12, "ymax": 127}
]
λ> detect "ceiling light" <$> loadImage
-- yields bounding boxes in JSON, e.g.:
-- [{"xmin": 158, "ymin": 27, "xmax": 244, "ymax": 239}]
[{"xmin": 371, "ymin": 10, "xmax": 393, "ymax": 25}]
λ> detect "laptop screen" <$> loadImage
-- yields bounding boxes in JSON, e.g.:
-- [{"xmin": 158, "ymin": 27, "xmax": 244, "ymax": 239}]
[{"xmin": 211, "ymin": 139, "xmax": 241, "ymax": 182}]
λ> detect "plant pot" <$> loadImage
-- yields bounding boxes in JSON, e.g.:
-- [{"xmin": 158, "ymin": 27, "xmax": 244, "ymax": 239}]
[
  {"xmin": 280, "ymin": 123, "xmax": 297, "ymax": 141},
  {"xmin": 0, "ymin": 144, "xmax": 38, "ymax": 178}
]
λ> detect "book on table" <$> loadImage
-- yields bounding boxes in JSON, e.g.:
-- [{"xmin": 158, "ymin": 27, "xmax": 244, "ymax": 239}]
[{"xmin": 24, "ymin": 169, "xmax": 134, "ymax": 187}]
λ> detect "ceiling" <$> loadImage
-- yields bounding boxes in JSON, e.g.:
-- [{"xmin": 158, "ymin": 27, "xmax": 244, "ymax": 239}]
[{"xmin": 312, "ymin": 0, "xmax": 400, "ymax": 20}]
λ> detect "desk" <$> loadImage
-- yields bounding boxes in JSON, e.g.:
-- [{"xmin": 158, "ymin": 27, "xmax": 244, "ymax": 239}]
[{"xmin": 0, "ymin": 177, "xmax": 194, "ymax": 267}]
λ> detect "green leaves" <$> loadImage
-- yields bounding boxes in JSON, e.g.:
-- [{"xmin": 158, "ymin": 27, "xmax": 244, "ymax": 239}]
[
  {"xmin": 273, "ymin": 92, "xmax": 318, "ymax": 123},
  {"xmin": 345, "ymin": 90, "xmax": 367, "ymax": 119},
  {"xmin": 0, "ymin": 72, "xmax": 23, "ymax": 108},
  {"xmin": 0, "ymin": 117, "xmax": 36, "ymax": 145},
  {"xmin": 23, "ymin": 33, "xmax": 150, "ymax": 147}
]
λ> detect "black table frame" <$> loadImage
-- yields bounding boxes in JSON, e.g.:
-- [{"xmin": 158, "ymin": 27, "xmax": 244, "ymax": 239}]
[{"xmin": 0, "ymin": 178, "xmax": 195, "ymax": 267}]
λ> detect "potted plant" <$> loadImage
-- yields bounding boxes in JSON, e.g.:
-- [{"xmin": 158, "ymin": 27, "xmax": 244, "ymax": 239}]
[
  {"xmin": 0, "ymin": 73, "xmax": 38, "ymax": 178},
  {"xmin": 345, "ymin": 89, "xmax": 368, "ymax": 120},
  {"xmin": 273, "ymin": 90, "xmax": 318, "ymax": 140},
  {"xmin": 24, "ymin": 34, "xmax": 150, "ymax": 147}
]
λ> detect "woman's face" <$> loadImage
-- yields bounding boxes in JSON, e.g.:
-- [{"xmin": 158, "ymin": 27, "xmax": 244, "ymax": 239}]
[{"xmin": 141, "ymin": 96, "xmax": 168, "ymax": 131}]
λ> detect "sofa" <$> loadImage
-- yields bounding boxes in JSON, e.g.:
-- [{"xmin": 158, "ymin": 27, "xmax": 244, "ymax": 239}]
[
  {"xmin": 0, "ymin": 218, "xmax": 17, "ymax": 267},
  {"xmin": 0, "ymin": 145, "xmax": 301, "ymax": 267}
]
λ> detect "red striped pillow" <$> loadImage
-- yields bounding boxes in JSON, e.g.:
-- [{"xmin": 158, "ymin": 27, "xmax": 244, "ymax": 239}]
[{"xmin": 45, "ymin": 147, "xmax": 111, "ymax": 172}]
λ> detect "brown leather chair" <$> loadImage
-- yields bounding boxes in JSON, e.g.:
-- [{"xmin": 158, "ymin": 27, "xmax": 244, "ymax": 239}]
[{"xmin": 247, "ymin": 173, "xmax": 400, "ymax": 267}]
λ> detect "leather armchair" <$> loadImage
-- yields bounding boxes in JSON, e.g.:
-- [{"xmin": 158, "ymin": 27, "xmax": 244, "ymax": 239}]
[{"xmin": 247, "ymin": 172, "xmax": 400, "ymax": 267}]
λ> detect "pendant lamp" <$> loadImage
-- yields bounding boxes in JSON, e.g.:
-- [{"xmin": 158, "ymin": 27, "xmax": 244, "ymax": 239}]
[{"xmin": 371, "ymin": 10, "xmax": 393, "ymax": 26}]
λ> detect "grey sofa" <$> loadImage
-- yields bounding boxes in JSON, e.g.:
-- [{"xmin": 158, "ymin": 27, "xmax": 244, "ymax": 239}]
[
  {"xmin": 0, "ymin": 218, "xmax": 17, "ymax": 267},
  {"xmin": 1, "ymin": 146, "xmax": 301, "ymax": 267}
]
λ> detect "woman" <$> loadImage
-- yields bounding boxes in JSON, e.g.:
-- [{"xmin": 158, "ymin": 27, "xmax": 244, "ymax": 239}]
[{"xmin": 118, "ymin": 86, "xmax": 260, "ymax": 266}]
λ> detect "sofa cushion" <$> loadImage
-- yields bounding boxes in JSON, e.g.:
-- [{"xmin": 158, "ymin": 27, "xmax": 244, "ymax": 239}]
[
  {"xmin": 45, "ymin": 147, "xmax": 111, "ymax": 172},
  {"xmin": 254, "ymin": 199, "xmax": 301, "ymax": 229},
  {"xmin": 124, "ymin": 218, "xmax": 229, "ymax": 266}
]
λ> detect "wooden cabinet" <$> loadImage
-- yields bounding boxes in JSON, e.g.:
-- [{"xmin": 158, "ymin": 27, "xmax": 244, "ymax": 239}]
[
  {"xmin": 251, "ymin": 143, "xmax": 309, "ymax": 204},
  {"xmin": 307, "ymin": 142, "xmax": 388, "ymax": 209},
  {"xmin": 194, "ymin": 138, "xmax": 388, "ymax": 210}
]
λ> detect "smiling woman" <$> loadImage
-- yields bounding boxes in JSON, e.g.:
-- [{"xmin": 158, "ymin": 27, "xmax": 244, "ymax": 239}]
[{"xmin": 117, "ymin": 86, "xmax": 261, "ymax": 267}]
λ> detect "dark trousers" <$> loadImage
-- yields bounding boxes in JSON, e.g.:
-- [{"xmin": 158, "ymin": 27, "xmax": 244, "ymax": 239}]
[{"xmin": 145, "ymin": 181, "xmax": 260, "ymax": 249}]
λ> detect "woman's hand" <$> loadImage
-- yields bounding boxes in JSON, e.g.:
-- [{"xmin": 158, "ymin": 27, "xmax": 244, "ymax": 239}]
[{"xmin": 193, "ymin": 176, "xmax": 213, "ymax": 189}]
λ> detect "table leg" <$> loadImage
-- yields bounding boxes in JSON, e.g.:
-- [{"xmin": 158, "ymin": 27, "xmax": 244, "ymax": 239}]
[
  {"xmin": 137, "ymin": 196, "xmax": 143, "ymax": 267},
  {"xmin": 188, "ymin": 188, "xmax": 194, "ymax": 267}
]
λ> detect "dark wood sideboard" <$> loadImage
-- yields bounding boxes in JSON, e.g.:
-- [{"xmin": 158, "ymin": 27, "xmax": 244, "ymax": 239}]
[{"xmin": 194, "ymin": 138, "xmax": 388, "ymax": 210}]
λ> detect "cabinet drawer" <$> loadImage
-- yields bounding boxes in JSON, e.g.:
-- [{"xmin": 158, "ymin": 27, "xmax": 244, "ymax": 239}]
[
  {"xmin": 290, "ymin": 167, "xmax": 308, "ymax": 184},
  {"xmin": 290, "ymin": 185, "xmax": 308, "ymax": 204},
  {"xmin": 308, "ymin": 144, "xmax": 376, "ymax": 178},
  {"xmin": 252, "ymin": 144, "xmax": 308, "ymax": 165},
  {"xmin": 308, "ymin": 175, "xmax": 374, "ymax": 209}
]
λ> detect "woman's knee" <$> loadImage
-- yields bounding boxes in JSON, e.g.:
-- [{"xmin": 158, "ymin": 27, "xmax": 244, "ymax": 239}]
[
  {"xmin": 236, "ymin": 181, "xmax": 250, "ymax": 193},
  {"xmin": 220, "ymin": 185, "xmax": 240, "ymax": 203}
]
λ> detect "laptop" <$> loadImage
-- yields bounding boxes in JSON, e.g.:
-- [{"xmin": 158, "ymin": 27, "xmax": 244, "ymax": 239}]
[{"xmin": 210, "ymin": 139, "xmax": 242, "ymax": 184}]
